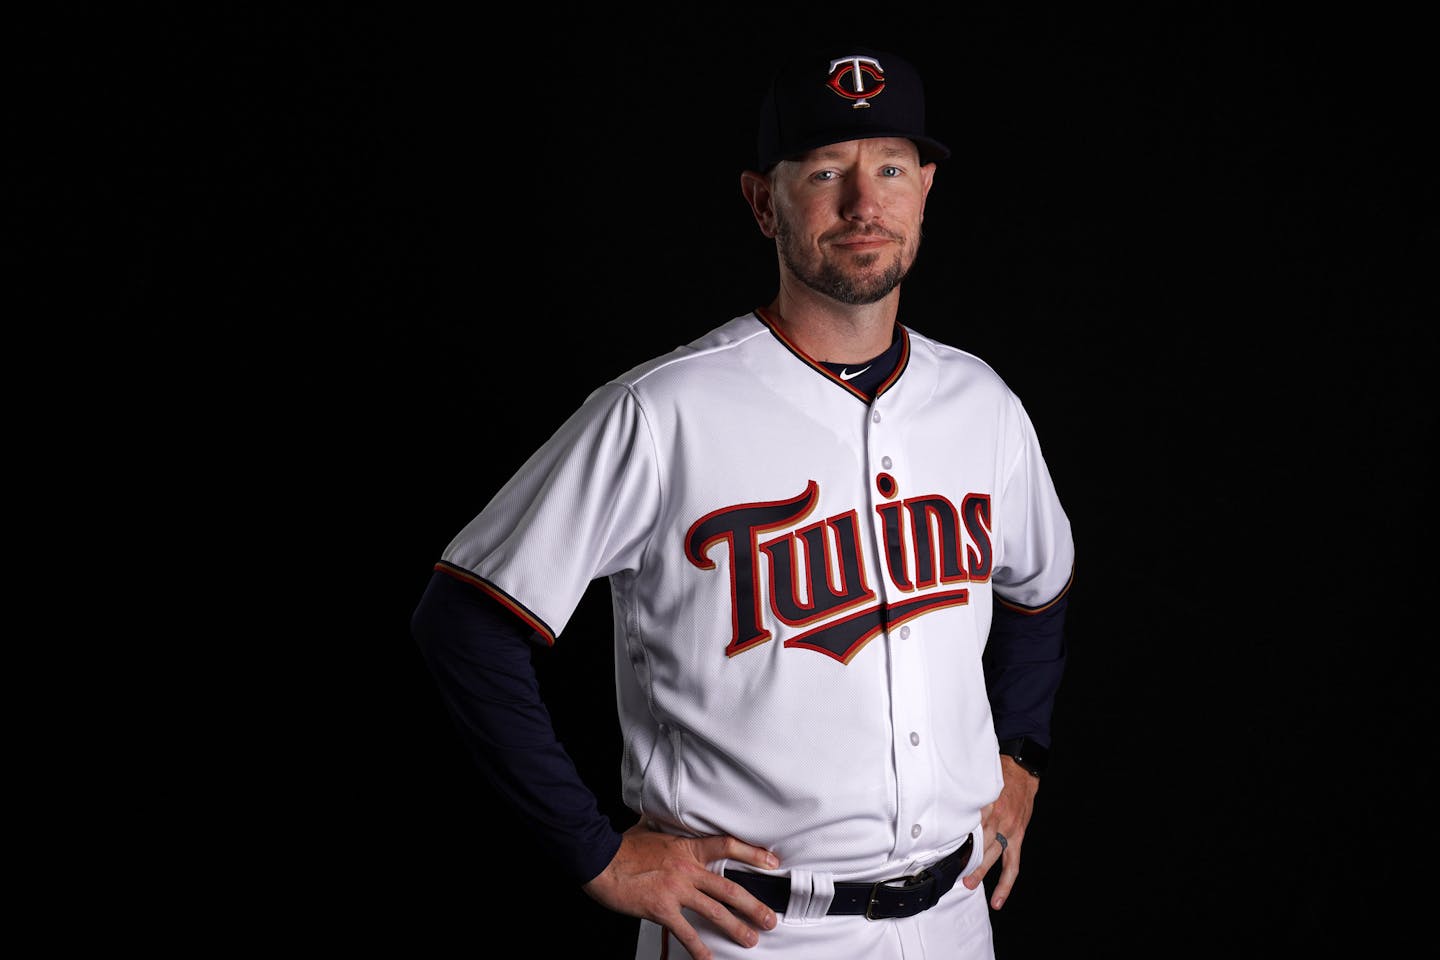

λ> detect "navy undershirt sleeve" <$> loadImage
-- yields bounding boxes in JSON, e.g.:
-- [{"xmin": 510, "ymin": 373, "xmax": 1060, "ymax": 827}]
[
  {"xmin": 982, "ymin": 594, "xmax": 1069, "ymax": 749},
  {"xmin": 410, "ymin": 570, "xmax": 623, "ymax": 885}
]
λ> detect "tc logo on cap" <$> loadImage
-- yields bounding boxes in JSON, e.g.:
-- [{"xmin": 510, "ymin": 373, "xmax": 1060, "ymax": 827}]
[{"xmin": 826, "ymin": 56, "xmax": 885, "ymax": 109}]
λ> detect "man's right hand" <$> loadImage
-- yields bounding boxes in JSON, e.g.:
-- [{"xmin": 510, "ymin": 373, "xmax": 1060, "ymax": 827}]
[{"xmin": 581, "ymin": 820, "xmax": 780, "ymax": 960}]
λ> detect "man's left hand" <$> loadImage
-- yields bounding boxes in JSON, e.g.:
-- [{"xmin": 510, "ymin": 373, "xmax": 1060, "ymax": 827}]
[{"xmin": 960, "ymin": 755, "xmax": 1039, "ymax": 910}]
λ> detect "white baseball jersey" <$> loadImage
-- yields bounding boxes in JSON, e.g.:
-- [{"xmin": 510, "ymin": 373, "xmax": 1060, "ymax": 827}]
[{"xmin": 440, "ymin": 310, "xmax": 1073, "ymax": 883}]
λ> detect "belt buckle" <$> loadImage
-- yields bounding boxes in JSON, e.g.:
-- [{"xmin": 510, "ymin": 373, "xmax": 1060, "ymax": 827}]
[{"xmin": 864, "ymin": 868, "xmax": 935, "ymax": 920}]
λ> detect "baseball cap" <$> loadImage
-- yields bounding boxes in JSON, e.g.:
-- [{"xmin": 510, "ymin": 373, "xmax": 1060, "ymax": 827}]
[{"xmin": 756, "ymin": 46, "xmax": 950, "ymax": 172}]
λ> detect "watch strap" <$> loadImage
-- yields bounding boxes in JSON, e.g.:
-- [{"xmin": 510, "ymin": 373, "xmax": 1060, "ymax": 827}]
[{"xmin": 998, "ymin": 737, "xmax": 1049, "ymax": 777}]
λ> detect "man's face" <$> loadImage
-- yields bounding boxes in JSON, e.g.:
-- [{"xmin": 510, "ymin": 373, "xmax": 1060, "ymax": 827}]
[{"xmin": 770, "ymin": 137, "xmax": 935, "ymax": 305}]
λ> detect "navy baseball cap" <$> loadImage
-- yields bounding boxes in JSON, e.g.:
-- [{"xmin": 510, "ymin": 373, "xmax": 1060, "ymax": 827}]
[{"xmin": 756, "ymin": 46, "xmax": 950, "ymax": 172}]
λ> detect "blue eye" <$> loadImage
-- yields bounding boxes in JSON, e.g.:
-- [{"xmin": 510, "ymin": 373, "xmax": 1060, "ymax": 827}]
[{"xmin": 882, "ymin": 166, "xmax": 902, "ymax": 177}]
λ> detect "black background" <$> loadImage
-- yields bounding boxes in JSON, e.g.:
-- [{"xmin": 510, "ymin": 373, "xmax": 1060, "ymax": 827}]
[{"xmin": 39, "ymin": 3, "xmax": 1433, "ymax": 956}]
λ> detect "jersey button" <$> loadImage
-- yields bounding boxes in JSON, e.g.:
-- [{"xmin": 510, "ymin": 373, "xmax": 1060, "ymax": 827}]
[
  {"xmin": 871, "ymin": 410, "xmax": 882, "ymax": 424},
  {"xmin": 909, "ymin": 732, "xmax": 920, "ymax": 746},
  {"xmin": 881, "ymin": 456, "xmax": 893, "ymax": 469},
  {"xmin": 899, "ymin": 625, "xmax": 911, "ymax": 639},
  {"xmin": 911, "ymin": 824, "xmax": 922, "ymax": 839}
]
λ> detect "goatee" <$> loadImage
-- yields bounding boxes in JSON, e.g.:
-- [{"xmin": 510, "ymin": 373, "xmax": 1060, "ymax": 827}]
[{"xmin": 776, "ymin": 221, "xmax": 912, "ymax": 305}]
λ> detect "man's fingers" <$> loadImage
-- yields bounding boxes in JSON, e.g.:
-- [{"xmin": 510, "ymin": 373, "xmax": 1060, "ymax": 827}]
[
  {"xmin": 704, "ymin": 871, "xmax": 778, "ymax": 937},
  {"xmin": 990, "ymin": 848, "xmax": 1020, "ymax": 909},
  {"xmin": 662, "ymin": 916, "xmax": 714, "ymax": 960},
  {"xmin": 584, "ymin": 826, "xmax": 781, "ymax": 955},
  {"xmin": 967, "ymin": 830, "xmax": 1021, "ymax": 909},
  {"xmin": 678, "ymin": 838, "xmax": 779, "ymax": 946},
  {"xmin": 691, "ymin": 834, "xmax": 780, "ymax": 872},
  {"xmin": 682, "ymin": 892, "xmax": 765, "ymax": 952},
  {"xmin": 961, "ymin": 831, "xmax": 1008, "ymax": 892},
  {"xmin": 961, "ymin": 857, "xmax": 990, "ymax": 890},
  {"xmin": 643, "ymin": 873, "xmax": 765, "ymax": 959},
  {"xmin": 652, "ymin": 874, "xmax": 773, "ymax": 957}
]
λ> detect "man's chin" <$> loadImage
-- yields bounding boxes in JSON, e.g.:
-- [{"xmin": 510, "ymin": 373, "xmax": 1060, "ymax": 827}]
[
  {"xmin": 831, "ymin": 269, "xmax": 906, "ymax": 304},
  {"xmin": 822, "ymin": 282, "xmax": 900, "ymax": 306},
  {"xmin": 784, "ymin": 250, "xmax": 908, "ymax": 304}
]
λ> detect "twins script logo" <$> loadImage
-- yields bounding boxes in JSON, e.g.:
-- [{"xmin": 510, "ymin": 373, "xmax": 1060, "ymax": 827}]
[
  {"xmin": 685, "ymin": 479, "xmax": 993, "ymax": 664},
  {"xmin": 826, "ymin": 55, "xmax": 885, "ymax": 108}
]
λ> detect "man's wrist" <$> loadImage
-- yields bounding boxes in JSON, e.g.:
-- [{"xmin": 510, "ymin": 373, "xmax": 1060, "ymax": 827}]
[{"xmin": 997, "ymin": 737, "xmax": 1048, "ymax": 777}]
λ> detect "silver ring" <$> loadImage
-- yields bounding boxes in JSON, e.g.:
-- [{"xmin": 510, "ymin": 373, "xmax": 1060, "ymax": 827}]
[{"xmin": 995, "ymin": 831, "xmax": 1008, "ymax": 852}]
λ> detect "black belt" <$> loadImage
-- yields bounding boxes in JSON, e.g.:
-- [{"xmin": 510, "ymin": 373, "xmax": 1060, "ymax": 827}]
[{"xmin": 724, "ymin": 835, "xmax": 974, "ymax": 920}]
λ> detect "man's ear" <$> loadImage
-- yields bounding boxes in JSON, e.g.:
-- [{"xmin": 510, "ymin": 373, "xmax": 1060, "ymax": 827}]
[
  {"xmin": 919, "ymin": 161, "xmax": 936, "ymax": 222},
  {"xmin": 739, "ymin": 170, "xmax": 778, "ymax": 238}
]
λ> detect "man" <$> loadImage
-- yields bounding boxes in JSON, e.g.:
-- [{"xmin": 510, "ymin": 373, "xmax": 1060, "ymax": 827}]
[{"xmin": 412, "ymin": 44, "xmax": 1074, "ymax": 959}]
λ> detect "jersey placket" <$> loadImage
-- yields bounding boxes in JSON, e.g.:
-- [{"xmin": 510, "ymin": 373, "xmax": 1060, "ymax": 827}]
[{"xmin": 865, "ymin": 399, "xmax": 939, "ymax": 865}]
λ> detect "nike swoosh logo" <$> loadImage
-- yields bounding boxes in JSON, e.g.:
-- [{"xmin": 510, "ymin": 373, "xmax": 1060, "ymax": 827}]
[{"xmin": 839, "ymin": 365, "xmax": 871, "ymax": 381}]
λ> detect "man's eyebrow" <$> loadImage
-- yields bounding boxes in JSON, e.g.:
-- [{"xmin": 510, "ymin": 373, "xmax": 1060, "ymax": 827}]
[{"xmin": 809, "ymin": 142, "xmax": 916, "ymax": 161}]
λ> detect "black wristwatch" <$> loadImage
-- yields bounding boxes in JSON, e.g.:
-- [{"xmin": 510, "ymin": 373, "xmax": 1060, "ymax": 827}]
[{"xmin": 998, "ymin": 737, "xmax": 1049, "ymax": 777}]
